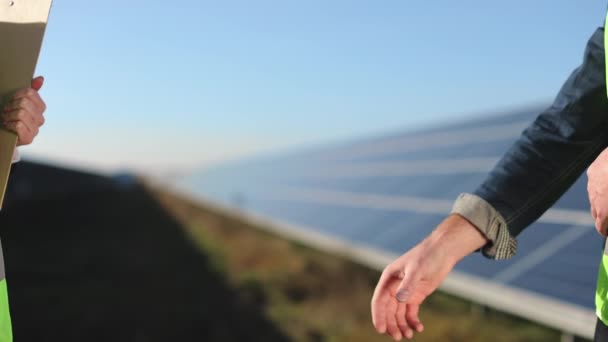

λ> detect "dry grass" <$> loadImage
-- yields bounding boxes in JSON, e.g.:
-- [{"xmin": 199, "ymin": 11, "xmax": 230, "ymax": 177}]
[{"xmin": 153, "ymin": 188, "xmax": 567, "ymax": 342}]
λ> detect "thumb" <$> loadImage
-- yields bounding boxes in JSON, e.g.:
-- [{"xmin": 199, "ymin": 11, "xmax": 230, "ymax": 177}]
[
  {"xmin": 31, "ymin": 76, "xmax": 44, "ymax": 91},
  {"xmin": 395, "ymin": 270, "xmax": 419, "ymax": 303}
]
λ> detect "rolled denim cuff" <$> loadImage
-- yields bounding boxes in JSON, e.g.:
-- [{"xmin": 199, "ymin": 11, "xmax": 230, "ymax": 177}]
[{"xmin": 451, "ymin": 193, "xmax": 517, "ymax": 260}]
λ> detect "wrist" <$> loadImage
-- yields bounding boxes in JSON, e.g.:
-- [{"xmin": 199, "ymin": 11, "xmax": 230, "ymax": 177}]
[{"xmin": 426, "ymin": 214, "xmax": 489, "ymax": 264}]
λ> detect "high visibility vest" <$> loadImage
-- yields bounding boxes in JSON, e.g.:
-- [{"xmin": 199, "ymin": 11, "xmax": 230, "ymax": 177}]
[
  {"xmin": 0, "ymin": 242, "xmax": 11, "ymax": 342},
  {"xmin": 596, "ymin": 14, "xmax": 608, "ymax": 327}
]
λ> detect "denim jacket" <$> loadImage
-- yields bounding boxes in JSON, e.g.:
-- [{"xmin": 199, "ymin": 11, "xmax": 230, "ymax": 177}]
[{"xmin": 451, "ymin": 27, "xmax": 608, "ymax": 260}]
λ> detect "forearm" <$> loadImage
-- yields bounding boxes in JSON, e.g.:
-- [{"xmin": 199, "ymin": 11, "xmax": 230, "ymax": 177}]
[
  {"xmin": 426, "ymin": 214, "xmax": 489, "ymax": 264},
  {"xmin": 475, "ymin": 110, "xmax": 608, "ymax": 237},
  {"xmin": 454, "ymin": 27, "xmax": 608, "ymax": 259}
]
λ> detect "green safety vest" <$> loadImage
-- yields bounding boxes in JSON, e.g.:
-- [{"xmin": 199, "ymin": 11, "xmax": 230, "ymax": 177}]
[
  {"xmin": 0, "ymin": 242, "xmax": 11, "ymax": 342},
  {"xmin": 596, "ymin": 14, "xmax": 608, "ymax": 327}
]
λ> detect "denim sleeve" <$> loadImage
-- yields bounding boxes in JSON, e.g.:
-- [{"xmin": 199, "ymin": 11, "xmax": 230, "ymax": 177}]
[{"xmin": 451, "ymin": 27, "xmax": 608, "ymax": 260}]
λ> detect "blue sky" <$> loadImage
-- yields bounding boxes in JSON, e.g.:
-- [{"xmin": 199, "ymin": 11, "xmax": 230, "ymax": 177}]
[{"xmin": 23, "ymin": 0, "xmax": 608, "ymax": 173}]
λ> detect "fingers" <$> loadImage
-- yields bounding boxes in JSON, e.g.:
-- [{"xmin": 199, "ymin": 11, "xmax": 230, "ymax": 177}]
[
  {"xmin": 2, "ymin": 107, "xmax": 42, "ymax": 146},
  {"xmin": 4, "ymin": 98, "xmax": 44, "ymax": 126},
  {"xmin": 386, "ymin": 295, "xmax": 401, "ymax": 341},
  {"xmin": 596, "ymin": 216, "xmax": 608, "ymax": 238},
  {"xmin": 593, "ymin": 198, "xmax": 608, "ymax": 237},
  {"xmin": 373, "ymin": 246, "xmax": 435, "ymax": 340},
  {"xmin": 31, "ymin": 76, "xmax": 44, "ymax": 91},
  {"xmin": 4, "ymin": 120, "xmax": 36, "ymax": 145},
  {"xmin": 1, "ymin": 77, "xmax": 47, "ymax": 146},
  {"xmin": 406, "ymin": 304, "xmax": 424, "ymax": 333},
  {"xmin": 372, "ymin": 271, "xmax": 392, "ymax": 334},
  {"xmin": 373, "ymin": 268, "xmax": 425, "ymax": 340},
  {"xmin": 396, "ymin": 302, "xmax": 413, "ymax": 340},
  {"xmin": 592, "ymin": 205, "xmax": 597, "ymax": 221},
  {"xmin": 588, "ymin": 160, "xmax": 608, "ymax": 237},
  {"xmin": 12, "ymin": 87, "xmax": 46, "ymax": 114}
]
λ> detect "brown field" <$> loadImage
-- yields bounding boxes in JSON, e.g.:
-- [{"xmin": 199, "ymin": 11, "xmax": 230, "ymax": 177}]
[
  {"xmin": 154, "ymin": 187, "xmax": 569, "ymax": 342},
  {"xmin": 0, "ymin": 161, "xmax": 582, "ymax": 341}
]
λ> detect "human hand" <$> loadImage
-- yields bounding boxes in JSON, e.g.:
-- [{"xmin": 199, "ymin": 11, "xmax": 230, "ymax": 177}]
[
  {"xmin": 371, "ymin": 215, "xmax": 487, "ymax": 340},
  {"xmin": 588, "ymin": 147, "xmax": 608, "ymax": 237},
  {"xmin": 1, "ymin": 76, "xmax": 46, "ymax": 146}
]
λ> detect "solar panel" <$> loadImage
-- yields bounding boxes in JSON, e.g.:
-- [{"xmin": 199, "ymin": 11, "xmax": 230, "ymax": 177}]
[{"xmin": 175, "ymin": 106, "xmax": 600, "ymax": 338}]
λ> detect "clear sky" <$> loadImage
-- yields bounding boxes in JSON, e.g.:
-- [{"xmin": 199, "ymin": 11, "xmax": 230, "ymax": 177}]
[{"xmin": 23, "ymin": 0, "xmax": 608, "ymax": 174}]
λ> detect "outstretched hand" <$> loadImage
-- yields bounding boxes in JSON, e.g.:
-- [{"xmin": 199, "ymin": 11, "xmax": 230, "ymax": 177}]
[
  {"xmin": 371, "ymin": 215, "xmax": 488, "ymax": 340},
  {"xmin": 371, "ymin": 243, "xmax": 450, "ymax": 340}
]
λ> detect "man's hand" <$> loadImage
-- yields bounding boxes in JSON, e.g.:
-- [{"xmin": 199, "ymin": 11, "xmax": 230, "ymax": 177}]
[
  {"xmin": 587, "ymin": 147, "xmax": 608, "ymax": 237},
  {"xmin": 371, "ymin": 215, "xmax": 487, "ymax": 340},
  {"xmin": 1, "ymin": 76, "xmax": 46, "ymax": 146}
]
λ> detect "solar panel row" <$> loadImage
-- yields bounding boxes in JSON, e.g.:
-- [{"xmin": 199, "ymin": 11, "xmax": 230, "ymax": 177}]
[{"xmin": 178, "ymin": 106, "xmax": 600, "ymax": 317}]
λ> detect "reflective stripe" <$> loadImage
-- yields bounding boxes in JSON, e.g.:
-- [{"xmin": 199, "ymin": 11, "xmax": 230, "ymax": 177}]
[{"xmin": 0, "ymin": 280, "xmax": 12, "ymax": 342}]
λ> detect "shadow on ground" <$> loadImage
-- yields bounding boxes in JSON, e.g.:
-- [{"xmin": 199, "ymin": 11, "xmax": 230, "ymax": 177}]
[{"xmin": 0, "ymin": 161, "xmax": 288, "ymax": 342}]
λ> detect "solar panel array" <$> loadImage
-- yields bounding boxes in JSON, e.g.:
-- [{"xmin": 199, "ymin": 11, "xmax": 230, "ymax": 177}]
[{"xmin": 178, "ymin": 106, "xmax": 601, "ymax": 324}]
